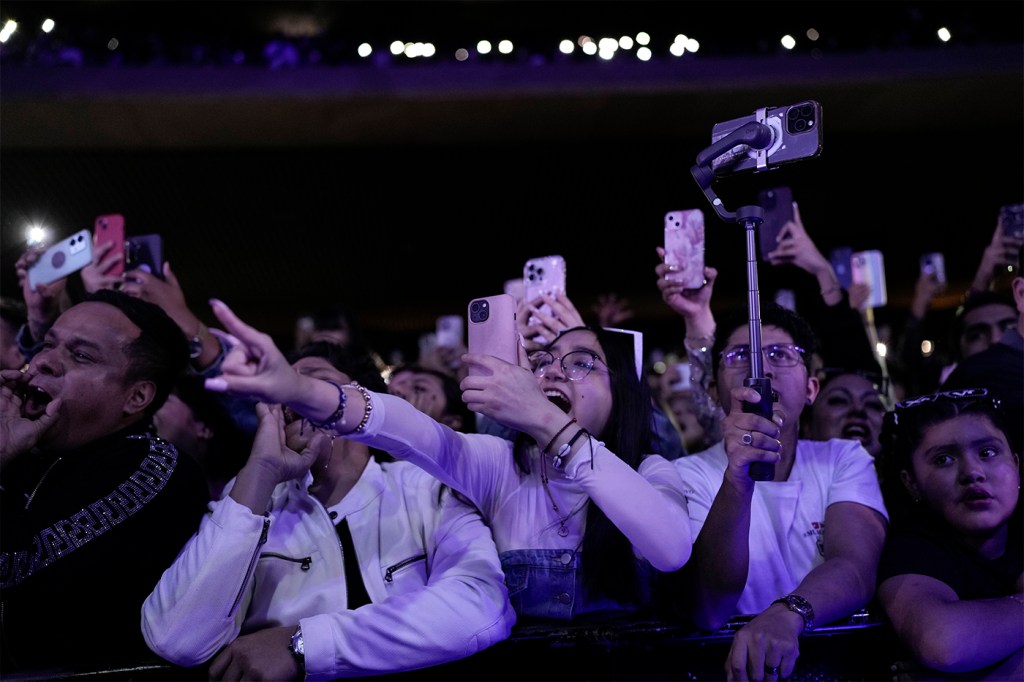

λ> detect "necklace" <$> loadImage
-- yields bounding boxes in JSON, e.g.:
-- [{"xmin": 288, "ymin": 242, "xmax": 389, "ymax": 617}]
[{"xmin": 540, "ymin": 449, "xmax": 575, "ymax": 538}]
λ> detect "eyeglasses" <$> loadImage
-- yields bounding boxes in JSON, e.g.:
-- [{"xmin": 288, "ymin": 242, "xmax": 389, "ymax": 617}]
[
  {"xmin": 720, "ymin": 343, "xmax": 806, "ymax": 369},
  {"xmin": 528, "ymin": 349, "xmax": 604, "ymax": 381}
]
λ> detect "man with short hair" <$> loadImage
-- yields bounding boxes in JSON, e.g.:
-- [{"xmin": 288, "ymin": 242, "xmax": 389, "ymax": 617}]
[
  {"xmin": 1, "ymin": 289, "xmax": 209, "ymax": 673},
  {"xmin": 671, "ymin": 302, "xmax": 888, "ymax": 680}
]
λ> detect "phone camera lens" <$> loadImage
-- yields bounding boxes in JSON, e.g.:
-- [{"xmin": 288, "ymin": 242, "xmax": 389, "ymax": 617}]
[{"xmin": 792, "ymin": 119, "xmax": 807, "ymax": 132}]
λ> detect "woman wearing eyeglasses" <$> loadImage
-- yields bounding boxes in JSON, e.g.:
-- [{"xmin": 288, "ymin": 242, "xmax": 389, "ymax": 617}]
[
  {"xmin": 670, "ymin": 301, "xmax": 888, "ymax": 681},
  {"xmin": 877, "ymin": 389, "xmax": 1022, "ymax": 680},
  {"xmin": 202, "ymin": 298, "xmax": 692, "ymax": 623}
]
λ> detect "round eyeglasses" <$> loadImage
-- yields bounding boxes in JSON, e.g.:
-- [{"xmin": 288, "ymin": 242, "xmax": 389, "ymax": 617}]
[
  {"xmin": 528, "ymin": 349, "xmax": 604, "ymax": 381},
  {"xmin": 720, "ymin": 343, "xmax": 806, "ymax": 369}
]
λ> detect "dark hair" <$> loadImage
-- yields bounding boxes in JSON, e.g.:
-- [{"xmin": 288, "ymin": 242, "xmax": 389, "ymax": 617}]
[
  {"xmin": 288, "ymin": 340, "xmax": 387, "ymax": 393},
  {"xmin": 951, "ymin": 290, "xmax": 1016, "ymax": 359},
  {"xmin": 172, "ymin": 373, "xmax": 253, "ymax": 482},
  {"xmin": 513, "ymin": 326, "xmax": 655, "ymax": 606},
  {"xmin": 388, "ymin": 363, "xmax": 476, "ymax": 434},
  {"xmin": 711, "ymin": 301, "xmax": 821, "ymax": 376},
  {"xmin": 83, "ymin": 289, "xmax": 188, "ymax": 416},
  {"xmin": 288, "ymin": 340, "xmax": 391, "ymax": 461},
  {"xmin": 879, "ymin": 387, "xmax": 1013, "ymax": 523},
  {"xmin": 1, "ymin": 296, "xmax": 27, "ymax": 327}
]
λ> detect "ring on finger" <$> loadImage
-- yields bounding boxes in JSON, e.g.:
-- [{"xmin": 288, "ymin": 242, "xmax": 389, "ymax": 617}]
[
  {"xmin": 741, "ymin": 432, "xmax": 753, "ymax": 446},
  {"xmin": 764, "ymin": 665, "xmax": 780, "ymax": 676}
]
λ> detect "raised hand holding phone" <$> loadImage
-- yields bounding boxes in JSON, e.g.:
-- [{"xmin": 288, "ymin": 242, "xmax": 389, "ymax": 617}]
[{"xmin": 27, "ymin": 230, "xmax": 93, "ymax": 290}]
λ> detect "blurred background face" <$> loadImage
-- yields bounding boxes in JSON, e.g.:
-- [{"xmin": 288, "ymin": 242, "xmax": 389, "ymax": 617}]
[
  {"xmin": 959, "ymin": 302, "xmax": 1017, "ymax": 358},
  {"xmin": 806, "ymin": 373, "xmax": 885, "ymax": 457}
]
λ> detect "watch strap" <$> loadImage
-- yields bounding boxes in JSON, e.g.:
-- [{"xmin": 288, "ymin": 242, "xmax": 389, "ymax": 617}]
[
  {"xmin": 771, "ymin": 594, "xmax": 815, "ymax": 633},
  {"xmin": 288, "ymin": 625, "xmax": 305, "ymax": 669}
]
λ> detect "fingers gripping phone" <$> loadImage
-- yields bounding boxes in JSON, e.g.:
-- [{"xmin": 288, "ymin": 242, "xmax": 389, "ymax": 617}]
[
  {"xmin": 664, "ymin": 209, "xmax": 706, "ymax": 289},
  {"xmin": 756, "ymin": 186, "xmax": 794, "ymax": 261},
  {"xmin": 27, "ymin": 229, "xmax": 93, "ymax": 289},
  {"xmin": 467, "ymin": 294, "xmax": 519, "ymax": 376},
  {"xmin": 710, "ymin": 101, "xmax": 823, "ymax": 177},
  {"xmin": 94, "ymin": 213, "xmax": 126, "ymax": 277},
  {"xmin": 523, "ymin": 255, "xmax": 567, "ymax": 327}
]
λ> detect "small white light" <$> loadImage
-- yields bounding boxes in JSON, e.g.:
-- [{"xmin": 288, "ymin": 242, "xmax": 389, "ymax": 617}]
[
  {"xmin": 669, "ymin": 41, "xmax": 685, "ymax": 57},
  {"xmin": 558, "ymin": 39, "xmax": 574, "ymax": 54},
  {"xmin": 635, "ymin": 31, "xmax": 650, "ymax": 46},
  {"xmin": 41, "ymin": 18, "xmax": 55, "ymax": 33},
  {"xmin": 455, "ymin": 47, "xmax": 469, "ymax": 61},
  {"xmin": 686, "ymin": 38, "xmax": 700, "ymax": 53},
  {"xmin": 937, "ymin": 27, "xmax": 951, "ymax": 42},
  {"xmin": 0, "ymin": 20, "xmax": 18, "ymax": 43},
  {"xmin": 806, "ymin": 28, "xmax": 820, "ymax": 41},
  {"xmin": 781, "ymin": 34, "xmax": 796, "ymax": 50},
  {"xmin": 637, "ymin": 46, "xmax": 652, "ymax": 61},
  {"xmin": 422, "ymin": 42, "xmax": 436, "ymax": 57},
  {"xmin": 498, "ymin": 39, "xmax": 513, "ymax": 54},
  {"xmin": 581, "ymin": 41, "xmax": 597, "ymax": 56},
  {"xmin": 389, "ymin": 40, "xmax": 404, "ymax": 55},
  {"xmin": 618, "ymin": 35, "xmax": 633, "ymax": 50},
  {"xmin": 476, "ymin": 39, "xmax": 492, "ymax": 55},
  {"xmin": 107, "ymin": 37, "xmax": 119, "ymax": 50},
  {"xmin": 357, "ymin": 42, "xmax": 372, "ymax": 58},
  {"xmin": 875, "ymin": 342, "xmax": 888, "ymax": 358},
  {"xmin": 920, "ymin": 339, "xmax": 934, "ymax": 357}
]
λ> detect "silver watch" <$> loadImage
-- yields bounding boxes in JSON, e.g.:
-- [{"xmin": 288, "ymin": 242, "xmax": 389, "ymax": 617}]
[{"xmin": 288, "ymin": 625, "xmax": 305, "ymax": 667}]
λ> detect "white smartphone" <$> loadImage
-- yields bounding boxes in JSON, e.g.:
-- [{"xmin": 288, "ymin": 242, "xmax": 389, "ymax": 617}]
[
  {"xmin": 467, "ymin": 294, "xmax": 519, "ymax": 376},
  {"xmin": 664, "ymin": 208, "xmax": 705, "ymax": 289},
  {"xmin": 28, "ymin": 229, "xmax": 93, "ymax": 290},
  {"xmin": 851, "ymin": 249, "xmax": 888, "ymax": 308},
  {"xmin": 523, "ymin": 255, "xmax": 567, "ymax": 326},
  {"xmin": 435, "ymin": 314, "xmax": 464, "ymax": 349}
]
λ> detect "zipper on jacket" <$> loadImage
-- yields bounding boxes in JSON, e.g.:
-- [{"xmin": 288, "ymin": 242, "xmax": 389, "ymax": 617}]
[
  {"xmin": 384, "ymin": 554, "xmax": 427, "ymax": 582},
  {"xmin": 260, "ymin": 552, "xmax": 312, "ymax": 571},
  {"xmin": 230, "ymin": 516, "xmax": 270, "ymax": 616}
]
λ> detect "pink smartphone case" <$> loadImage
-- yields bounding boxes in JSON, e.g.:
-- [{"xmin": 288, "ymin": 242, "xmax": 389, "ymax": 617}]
[
  {"xmin": 664, "ymin": 209, "xmax": 705, "ymax": 289},
  {"xmin": 467, "ymin": 294, "xmax": 519, "ymax": 376}
]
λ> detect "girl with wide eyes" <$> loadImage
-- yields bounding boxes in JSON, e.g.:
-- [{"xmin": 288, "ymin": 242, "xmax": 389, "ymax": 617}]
[
  {"xmin": 877, "ymin": 389, "xmax": 1023, "ymax": 680},
  {"xmin": 204, "ymin": 298, "xmax": 692, "ymax": 622}
]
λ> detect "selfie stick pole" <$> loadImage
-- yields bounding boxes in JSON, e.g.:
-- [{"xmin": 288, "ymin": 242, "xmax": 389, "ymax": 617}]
[{"xmin": 690, "ymin": 117, "xmax": 777, "ymax": 481}]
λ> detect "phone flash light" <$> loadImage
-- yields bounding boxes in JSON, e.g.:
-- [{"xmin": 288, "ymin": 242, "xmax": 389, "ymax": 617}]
[{"xmin": 26, "ymin": 225, "xmax": 48, "ymax": 245}]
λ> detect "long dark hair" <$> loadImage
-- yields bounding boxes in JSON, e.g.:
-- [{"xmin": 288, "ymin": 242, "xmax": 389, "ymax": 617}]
[{"xmin": 512, "ymin": 326, "xmax": 654, "ymax": 606}]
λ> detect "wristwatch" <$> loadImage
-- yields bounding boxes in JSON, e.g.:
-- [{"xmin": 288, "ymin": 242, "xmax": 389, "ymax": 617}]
[
  {"xmin": 771, "ymin": 594, "xmax": 815, "ymax": 633},
  {"xmin": 188, "ymin": 321, "xmax": 207, "ymax": 360},
  {"xmin": 288, "ymin": 625, "xmax": 305, "ymax": 669}
]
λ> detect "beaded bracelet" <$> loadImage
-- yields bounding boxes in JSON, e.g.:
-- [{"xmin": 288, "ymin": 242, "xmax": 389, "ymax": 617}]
[
  {"xmin": 543, "ymin": 418, "xmax": 577, "ymax": 455},
  {"xmin": 348, "ymin": 381, "xmax": 374, "ymax": 433},
  {"xmin": 551, "ymin": 427, "xmax": 588, "ymax": 470},
  {"xmin": 308, "ymin": 380, "xmax": 347, "ymax": 430}
]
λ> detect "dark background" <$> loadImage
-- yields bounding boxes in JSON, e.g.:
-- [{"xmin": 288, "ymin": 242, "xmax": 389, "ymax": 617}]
[{"xmin": 2, "ymin": 1, "xmax": 1022, "ymax": 363}]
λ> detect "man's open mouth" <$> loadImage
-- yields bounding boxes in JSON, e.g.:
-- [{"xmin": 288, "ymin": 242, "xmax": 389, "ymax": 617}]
[{"xmin": 23, "ymin": 385, "xmax": 53, "ymax": 418}]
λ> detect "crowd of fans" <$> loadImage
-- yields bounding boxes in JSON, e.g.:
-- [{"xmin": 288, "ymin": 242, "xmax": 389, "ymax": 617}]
[{"xmin": 1, "ymin": 199, "xmax": 1021, "ymax": 680}]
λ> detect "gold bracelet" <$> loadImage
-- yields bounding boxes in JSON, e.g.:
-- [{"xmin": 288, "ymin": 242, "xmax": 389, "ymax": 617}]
[{"xmin": 348, "ymin": 382, "xmax": 373, "ymax": 433}]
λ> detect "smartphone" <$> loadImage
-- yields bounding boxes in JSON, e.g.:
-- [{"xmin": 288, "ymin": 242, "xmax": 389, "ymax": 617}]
[
  {"xmin": 523, "ymin": 255, "xmax": 567, "ymax": 326},
  {"xmin": 829, "ymin": 246, "xmax": 854, "ymax": 289},
  {"xmin": 27, "ymin": 229, "xmax": 93, "ymax": 290},
  {"xmin": 1000, "ymin": 203, "xmax": 1024, "ymax": 239},
  {"xmin": 920, "ymin": 252, "xmax": 947, "ymax": 285},
  {"xmin": 503, "ymin": 277, "xmax": 525, "ymax": 302},
  {"xmin": 710, "ymin": 101, "xmax": 823, "ymax": 177},
  {"xmin": 467, "ymin": 294, "xmax": 519, "ymax": 376},
  {"xmin": 435, "ymin": 314, "xmax": 464, "ymax": 349},
  {"xmin": 774, "ymin": 288, "xmax": 797, "ymax": 311},
  {"xmin": 663, "ymin": 208, "xmax": 705, "ymax": 289},
  {"xmin": 851, "ymin": 250, "xmax": 888, "ymax": 308},
  {"xmin": 94, "ymin": 213, "xmax": 126, "ymax": 277},
  {"xmin": 125, "ymin": 234, "xmax": 164, "ymax": 279},
  {"xmin": 756, "ymin": 186, "xmax": 794, "ymax": 261}
]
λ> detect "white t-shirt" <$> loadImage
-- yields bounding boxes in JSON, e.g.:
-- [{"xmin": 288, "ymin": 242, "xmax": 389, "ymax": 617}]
[{"xmin": 675, "ymin": 438, "xmax": 888, "ymax": 614}]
